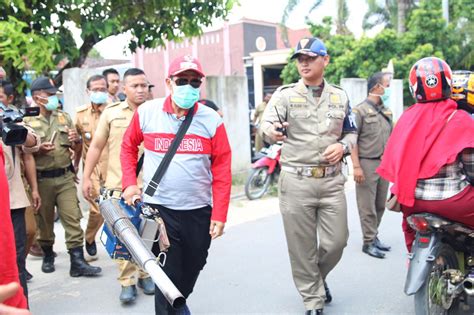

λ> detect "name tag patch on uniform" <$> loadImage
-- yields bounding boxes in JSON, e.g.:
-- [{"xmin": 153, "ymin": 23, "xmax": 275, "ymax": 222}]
[
  {"xmin": 289, "ymin": 103, "xmax": 309, "ymax": 109},
  {"xmin": 289, "ymin": 96, "xmax": 306, "ymax": 103},
  {"xmin": 29, "ymin": 120, "xmax": 41, "ymax": 128}
]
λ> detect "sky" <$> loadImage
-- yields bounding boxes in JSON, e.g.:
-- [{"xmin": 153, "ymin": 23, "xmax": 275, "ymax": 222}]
[{"xmin": 94, "ymin": 0, "xmax": 371, "ymax": 60}]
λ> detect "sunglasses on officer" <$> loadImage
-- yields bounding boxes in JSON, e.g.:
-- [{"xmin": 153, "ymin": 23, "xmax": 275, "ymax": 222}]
[{"xmin": 172, "ymin": 77, "xmax": 202, "ymax": 89}]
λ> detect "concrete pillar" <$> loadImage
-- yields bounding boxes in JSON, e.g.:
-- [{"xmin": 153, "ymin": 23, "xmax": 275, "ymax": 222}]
[
  {"xmin": 340, "ymin": 78, "xmax": 367, "ymax": 107},
  {"xmin": 390, "ymin": 79, "xmax": 404, "ymax": 122},
  {"xmin": 63, "ymin": 68, "xmax": 100, "ymax": 119},
  {"xmin": 206, "ymin": 76, "xmax": 251, "ymax": 174}
]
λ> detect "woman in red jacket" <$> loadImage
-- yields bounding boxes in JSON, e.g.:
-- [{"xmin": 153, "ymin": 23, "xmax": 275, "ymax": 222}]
[{"xmin": 377, "ymin": 57, "xmax": 474, "ymax": 251}]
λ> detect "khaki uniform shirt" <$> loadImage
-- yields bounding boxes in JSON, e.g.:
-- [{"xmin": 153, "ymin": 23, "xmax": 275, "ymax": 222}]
[
  {"xmin": 24, "ymin": 110, "xmax": 74, "ymax": 171},
  {"xmin": 94, "ymin": 101, "xmax": 142, "ymax": 191},
  {"xmin": 352, "ymin": 99, "xmax": 393, "ymax": 158},
  {"xmin": 75, "ymin": 104, "xmax": 109, "ymax": 182},
  {"xmin": 1, "ymin": 124, "xmax": 40, "ymax": 209},
  {"xmin": 261, "ymin": 79, "xmax": 357, "ymax": 167},
  {"xmin": 253, "ymin": 101, "xmax": 267, "ymax": 125}
]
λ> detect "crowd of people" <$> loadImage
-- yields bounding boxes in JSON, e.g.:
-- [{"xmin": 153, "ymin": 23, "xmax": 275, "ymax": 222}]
[{"xmin": 0, "ymin": 35, "xmax": 473, "ymax": 315}]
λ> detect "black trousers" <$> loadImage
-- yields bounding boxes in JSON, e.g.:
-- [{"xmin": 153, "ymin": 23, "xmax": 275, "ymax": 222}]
[
  {"xmin": 148, "ymin": 204, "xmax": 212, "ymax": 315},
  {"xmin": 11, "ymin": 208, "xmax": 28, "ymax": 301}
]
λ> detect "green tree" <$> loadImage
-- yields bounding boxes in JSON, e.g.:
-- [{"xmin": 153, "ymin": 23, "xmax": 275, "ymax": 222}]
[
  {"xmin": 363, "ymin": 0, "xmax": 417, "ymax": 33},
  {"xmin": 281, "ymin": 0, "xmax": 472, "ymax": 106},
  {"xmin": 0, "ymin": 15, "xmax": 55, "ymax": 93},
  {"xmin": 0, "ymin": 0, "xmax": 234, "ymax": 95},
  {"xmin": 280, "ymin": 0, "xmax": 350, "ymax": 48}
]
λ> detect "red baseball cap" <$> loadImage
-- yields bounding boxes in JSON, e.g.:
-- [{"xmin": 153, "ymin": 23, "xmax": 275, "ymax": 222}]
[{"xmin": 168, "ymin": 55, "xmax": 205, "ymax": 78}]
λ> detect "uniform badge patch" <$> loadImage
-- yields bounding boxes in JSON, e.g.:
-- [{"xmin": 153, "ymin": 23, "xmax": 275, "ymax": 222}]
[
  {"xmin": 58, "ymin": 114, "xmax": 66, "ymax": 124},
  {"xmin": 329, "ymin": 94, "xmax": 342, "ymax": 104}
]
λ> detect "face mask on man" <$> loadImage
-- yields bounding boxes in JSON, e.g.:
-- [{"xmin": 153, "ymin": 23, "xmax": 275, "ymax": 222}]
[
  {"xmin": 172, "ymin": 84, "xmax": 200, "ymax": 109},
  {"xmin": 89, "ymin": 91, "xmax": 108, "ymax": 105},
  {"xmin": 370, "ymin": 84, "xmax": 391, "ymax": 106},
  {"xmin": 43, "ymin": 95, "xmax": 59, "ymax": 111}
]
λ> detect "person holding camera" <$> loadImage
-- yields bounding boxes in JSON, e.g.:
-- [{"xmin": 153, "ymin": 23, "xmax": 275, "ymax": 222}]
[
  {"xmin": 0, "ymin": 79, "xmax": 40, "ymax": 302},
  {"xmin": 260, "ymin": 37, "xmax": 357, "ymax": 315},
  {"xmin": 24, "ymin": 76, "xmax": 101, "ymax": 278}
]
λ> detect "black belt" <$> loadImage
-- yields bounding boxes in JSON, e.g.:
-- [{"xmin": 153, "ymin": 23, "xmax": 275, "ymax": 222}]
[
  {"xmin": 360, "ymin": 156, "xmax": 381, "ymax": 160},
  {"xmin": 38, "ymin": 165, "xmax": 74, "ymax": 178}
]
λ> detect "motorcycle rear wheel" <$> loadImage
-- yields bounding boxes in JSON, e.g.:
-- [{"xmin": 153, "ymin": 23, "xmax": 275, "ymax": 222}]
[
  {"xmin": 245, "ymin": 167, "xmax": 271, "ymax": 200},
  {"xmin": 414, "ymin": 243, "xmax": 460, "ymax": 315}
]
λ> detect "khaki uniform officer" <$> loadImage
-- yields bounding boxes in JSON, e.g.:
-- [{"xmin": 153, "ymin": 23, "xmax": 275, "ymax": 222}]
[
  {"xmin": 74, "ymin": 74, "xmax": 110, "ymax": 257},
  {"xmin": 25, "ymin": 76, "xmax": 102, "ymax": 278},
  {"xmin": 351, "ymin": 72, "xmax": 393, "ymax": 259},
  {"xmin": 82, "ymin": 69, "xmax": 153, "ymax": 304},
  {"xmin": 261, "ymin": 37, "xmax": 357, "ymax": 314}
]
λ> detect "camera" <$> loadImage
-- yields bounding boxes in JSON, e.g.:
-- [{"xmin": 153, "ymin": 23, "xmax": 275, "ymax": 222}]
[{"xmin": 0, "ymin": 104, "xmax": 40, "ymax": 146}]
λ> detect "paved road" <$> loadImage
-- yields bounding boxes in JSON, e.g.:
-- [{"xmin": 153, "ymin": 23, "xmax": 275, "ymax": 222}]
[{"xmin": 28, "ymin": 179, "xmax": 415, "ymax": 314}]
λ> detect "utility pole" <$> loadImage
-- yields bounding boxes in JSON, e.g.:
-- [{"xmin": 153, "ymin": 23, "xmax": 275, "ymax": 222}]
[{"xmin": 442, "ymin": 0, "xmax": 449, "ymax": 25}]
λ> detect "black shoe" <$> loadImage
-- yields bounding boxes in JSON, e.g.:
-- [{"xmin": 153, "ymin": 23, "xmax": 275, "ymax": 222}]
[
  {"xmin": 374, "ymin": 237, "xmax": 391, "ymax": 251},
  {"xmin": 120, "ymin": 285, "xmax": 137, "ymax": 304},
  {"xmin": 324, "ymin": 280, "xmax": 332, "ymax": 304},
  {"xmin": 68, "ymin": 246, "xmax": 102, "ymax": 277},
  {"xmin": 26, "ymin": 269, "xmax": 33, "ymax": 281},
  {"xmin": 362, "ymin": 243, "xmax": 386, "ymax": 259},
  {"xmin": 85, "ymin": 241, "xmax": 97, "ymax": 256},
  {"xmin": 41, "ymin": 246, "xmax": 55, "ymax": 273},
  {"xmin": 305, "ymin": 309, "xmax": 323, "ymax": 315},
  {"xmin": 138, "ymin": 277, "xmax": 155, "ymax": 295}
]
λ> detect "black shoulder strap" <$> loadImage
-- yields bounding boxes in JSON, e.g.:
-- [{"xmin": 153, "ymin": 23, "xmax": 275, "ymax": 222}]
[
  {"xmin": 136, "ymin": 153, "xmax": 144, "ymax": 177},
  {"xmin": 144, "ymin": 105, "xmax": 195, "ymax": 197},
  {"xmin": 367, "ymin": 102, "xmax": 392, "ymax": 128}
]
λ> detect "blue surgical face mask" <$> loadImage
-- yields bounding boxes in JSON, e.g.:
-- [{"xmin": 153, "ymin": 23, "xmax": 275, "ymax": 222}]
[
  {"xmin": 380, "ymin": 85, "xmax": 391, "ymax": 105},
  {"xmin": 44, "ymin": 95, "xmax": 59, "ymax": 111},
  {"xmin": 172, "ymin": 84, "xmax": 200, "ymax": 109},
  {"xmin": 90, "ymin": 91, "xmax": 108, "ymax": 104}
]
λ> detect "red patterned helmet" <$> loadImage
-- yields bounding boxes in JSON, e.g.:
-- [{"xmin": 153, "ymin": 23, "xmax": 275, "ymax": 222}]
[{"xmin": 408, "ymin": 57, "xmax": 452, "ymax": 103}]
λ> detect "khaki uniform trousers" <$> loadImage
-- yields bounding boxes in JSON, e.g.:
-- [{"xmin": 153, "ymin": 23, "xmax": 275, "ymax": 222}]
[
  {"xmin": 279, "ymin": 170, "xmax": 348, "ymax": 310},
  {"xmin": 84, "ymin": 170, "xmax": 104, "ymax": 244},
  {"xmin": 355, "ymin": 158, "xmax": 389, "ymax": 244},
  {"xmin": 116, "ymin": 259, "xmax": 149, "ymax": 286},
  {"xmin": 36, "ymin": 171, "xmax": 84, "ymax": 249}
]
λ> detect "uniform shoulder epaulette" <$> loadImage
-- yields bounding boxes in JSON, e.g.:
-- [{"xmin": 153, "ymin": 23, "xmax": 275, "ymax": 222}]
[
  {"xmin": 104, "ymin": 101, "xmax": 121, "ymax": 110},
  {"xmin": 277, "ymin": 83, "xmax": 296, "ymax": 92},
  {"xmin": 76, "ymin": 104, "xmax": 89, "ymax": 112},
  {"xmin": 329, "ymin": 83, "xmax": 344, "ymax": 91}
]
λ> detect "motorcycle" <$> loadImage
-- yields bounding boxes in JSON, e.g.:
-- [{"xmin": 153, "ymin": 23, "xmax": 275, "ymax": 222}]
[
  {"xmin": 404, "ymin": 212, "xmax": 474, "ymax": 315},
  {"xmin": 245, "ymin": 143, "xmax": 281, "ymax": 200}
]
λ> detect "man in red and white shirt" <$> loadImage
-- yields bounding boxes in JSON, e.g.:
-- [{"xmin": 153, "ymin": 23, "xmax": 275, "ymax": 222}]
[{"xmin": 121, "ymin": 55, "xmax": 232, "ymax": 314}]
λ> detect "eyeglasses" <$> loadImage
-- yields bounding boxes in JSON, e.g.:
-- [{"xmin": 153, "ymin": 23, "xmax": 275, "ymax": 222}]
[{"xmin": 173, "ymin": 78, "xmax": 202, "ymax": 89}]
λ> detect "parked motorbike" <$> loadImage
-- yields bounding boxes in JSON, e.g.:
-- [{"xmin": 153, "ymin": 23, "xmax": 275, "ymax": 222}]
[
  {"xmin": 245, "ymin": 143, "xmax": 281, "ymax": 200},
  {"xmin": 404, "ymin": 212, "xmax": 474, "ymax": 315}
]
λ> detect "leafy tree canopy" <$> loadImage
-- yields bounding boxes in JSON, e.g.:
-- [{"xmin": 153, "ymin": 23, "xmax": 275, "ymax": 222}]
[
  {"xmin": 0, "ymin": 0, "xmax": 234, "ymax": 94},
  {"xmin": 281, "ymin": 0, "xmax": 473, "ymax": 105}
]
